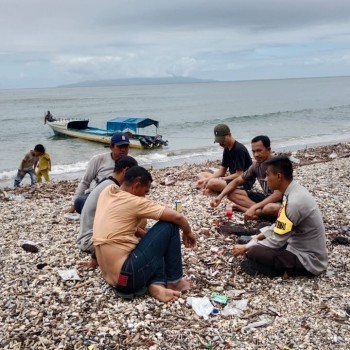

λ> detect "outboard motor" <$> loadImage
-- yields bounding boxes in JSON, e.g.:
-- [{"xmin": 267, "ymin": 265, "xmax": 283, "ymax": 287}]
[
  {"xmin": 139, "ymin": 137, "xmax": 148, "ymax": 147},
  {"xmin": 154, "ymin": 134, "xmax": 168, "ymax": 147}
]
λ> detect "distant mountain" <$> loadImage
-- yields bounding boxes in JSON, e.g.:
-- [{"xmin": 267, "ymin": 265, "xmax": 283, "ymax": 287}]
[{"xmin": 57, "ymin": 76, "xmax": 216, "ymax": 88}]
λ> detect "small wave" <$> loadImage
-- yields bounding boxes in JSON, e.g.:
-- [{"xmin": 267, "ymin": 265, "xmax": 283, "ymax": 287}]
[
  {"xmin": 0, "ymin": 169, "xmax": 17, "ymax": 181},
  {"xmin": 0, "ymin": 161, "xmax": 89, "ymax": 181},
  {"xmin": 52, "ymin": 161, "xmax": 88, "ymax": 175}
]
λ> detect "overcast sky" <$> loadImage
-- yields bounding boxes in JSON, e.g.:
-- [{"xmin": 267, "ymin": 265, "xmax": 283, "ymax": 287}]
[{"xmin": 1, "ymin": 0, "xmax": 350, "ymax": 89}]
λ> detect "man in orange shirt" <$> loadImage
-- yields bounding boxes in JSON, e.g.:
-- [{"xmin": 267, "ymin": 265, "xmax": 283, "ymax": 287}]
[{"xmin": 93, "ymin": 166, "xmax": 196, "ymax": 302}]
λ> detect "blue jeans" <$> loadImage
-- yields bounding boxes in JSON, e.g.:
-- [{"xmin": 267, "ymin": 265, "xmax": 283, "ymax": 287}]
[
  {"xmin": 114, "ymin": 221, "xmax": 183, "ymax": 294},
  {"xmin": 14, "ymin": 169, "xmax": 36, "ymax": 187},
  {"xmin": 74, "ymin": 193, "xmax": 89, "ymax": 214}
]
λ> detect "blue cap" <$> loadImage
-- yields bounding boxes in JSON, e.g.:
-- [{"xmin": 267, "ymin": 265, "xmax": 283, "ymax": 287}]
[{"xmin": 110, "ymin": 133, "xmax": 130, "ymax": 146}]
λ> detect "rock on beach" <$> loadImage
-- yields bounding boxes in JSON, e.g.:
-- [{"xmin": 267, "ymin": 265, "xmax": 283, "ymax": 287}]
[{"xmin": 1, "ymin": 143, "xmax": 350, "ymax": 349}]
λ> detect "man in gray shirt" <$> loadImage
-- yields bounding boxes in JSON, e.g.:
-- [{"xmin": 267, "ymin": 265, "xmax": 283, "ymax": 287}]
[
  {"xmin": 233, "ymin": 156, "xmax": 328, "ymax": 277},
  {"xmin": 68, "ymin": 132, "xmax": 130, "ymax": 214},
  {"xmin": 77, "ymin": 155, "xmax": 138, "ymax": 269}
]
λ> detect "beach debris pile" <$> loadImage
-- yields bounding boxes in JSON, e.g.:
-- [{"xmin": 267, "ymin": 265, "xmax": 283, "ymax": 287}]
[{"xmin": 1, "ymin": 143, "xmax": 350, "ymax": 349}]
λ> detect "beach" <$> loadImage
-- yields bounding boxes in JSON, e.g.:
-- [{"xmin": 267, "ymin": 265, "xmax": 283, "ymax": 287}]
[{"xmin": 1, "ymin": 143, "xmax": 350, "ymax": 349}]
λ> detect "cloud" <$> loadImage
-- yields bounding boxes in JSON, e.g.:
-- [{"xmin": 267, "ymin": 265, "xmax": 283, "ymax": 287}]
[{"xmin": 1, "ymin": 0, "xmax": 350, "ymax": 88}]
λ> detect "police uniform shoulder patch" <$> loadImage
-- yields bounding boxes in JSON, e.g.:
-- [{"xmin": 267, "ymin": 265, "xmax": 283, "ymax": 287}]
[{"xmin": 274, "ymin": 197, "xmax": 293, "ymax": 235}]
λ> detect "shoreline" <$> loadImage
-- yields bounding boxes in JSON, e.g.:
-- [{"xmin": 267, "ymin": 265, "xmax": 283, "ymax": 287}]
[
  {"xmin": 1, "ymin": 142, "xmax": 350, "ymax": 348},
  {"xmin": 1, "ymin": 139, "xmax": 350, "ymax": 189}
]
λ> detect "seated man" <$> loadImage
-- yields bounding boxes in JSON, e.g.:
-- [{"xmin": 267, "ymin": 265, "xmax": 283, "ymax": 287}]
[
  {"xmin": 197, "ymin": 124, "xmax": 253, "ymax": 195},
  {"xmin": 93, "ymin": 166, "xmax": 196, "ymax": 302},
  {"xmin": 67, "ymin": 132, "xmax": 130, "ymax": 214},
  {"xmin": 77, "ymin": 155, "xmax": 138, "ymax": 269},
  {"xmin": 233, "ymin": 156, "xmax": 328, "ymax": 277},
  {"xmin": 211, "ymin": 135, "xmax": 282, "ymax": 221}
]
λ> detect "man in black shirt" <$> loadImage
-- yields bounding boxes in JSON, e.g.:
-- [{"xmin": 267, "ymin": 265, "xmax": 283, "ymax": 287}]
[{"xmin": 196, "ymin": 124, "xmax": 253, "ymax": 195}]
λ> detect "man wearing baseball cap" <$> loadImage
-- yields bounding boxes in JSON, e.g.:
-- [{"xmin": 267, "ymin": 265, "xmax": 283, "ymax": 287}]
[
  {"xmin": 67, "ymin": 132, "xmax": 131, "ymax": 213},
  {"xmin": 196, "ymin": 124, "xmax": 253, "ymax": 195}
]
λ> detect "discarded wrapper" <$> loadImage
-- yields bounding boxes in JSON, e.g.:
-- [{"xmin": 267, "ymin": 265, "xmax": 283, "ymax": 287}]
[
  {"xmin": 241, "ymin": 318, "xmax": 273, "ymax": 333},
  {"xmin": 210, "ymin": 246, "xmax": 223, "ymax": 254},
  {"xmin": 221, "ymin": 299, "xmax": 248, "ymax": 316},
  {"xmin": 211, "ymin": 293, "xmax": 228, "ymax": 304},
  {"xmin": 58, "ymin": 269, "xmax": 81, "ymax": 281},
  {"xmin": 64, "ymin": 213, "xmax": 80, "ymax": 221},
  {"xmin": 187, "ymin": 296, "xmax": 214, "ymax": 320}
]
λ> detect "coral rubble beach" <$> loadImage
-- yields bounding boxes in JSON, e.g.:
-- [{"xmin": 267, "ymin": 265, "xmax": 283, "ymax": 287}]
[{"xmin": 1, "ymin": 143, "xmax": 350, "ymax": 349}]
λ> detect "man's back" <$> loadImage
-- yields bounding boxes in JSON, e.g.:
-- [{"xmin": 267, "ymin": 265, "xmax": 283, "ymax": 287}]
[
  {"xmin": 93, "ymin": 185, "xmax": 164, "ymax": 252},
  {"xmin": 78, "ymin": 178, "xmax": 117, "ymax": 254}
]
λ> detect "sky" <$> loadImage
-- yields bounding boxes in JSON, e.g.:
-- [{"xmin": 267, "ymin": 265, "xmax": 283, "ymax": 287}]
[{"xmin": 1, "ymin": 0, "xmax": 350, "ymax": 89}]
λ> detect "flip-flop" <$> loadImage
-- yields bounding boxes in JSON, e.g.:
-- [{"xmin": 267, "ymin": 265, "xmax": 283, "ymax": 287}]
[
  {"xmin": 218, "ymin": 225, "xmax": 259, "ymax": 236},
  {"xmin": 237, "ymin": 235, "xmax": 253, "ymax": 244},
  {"xmin": 240, "ymin": 259, "xmax": 280, "ymax": 277},
  {"xmin": 333, "ymin": 236, "xmax": 349, "ymax": 245}
]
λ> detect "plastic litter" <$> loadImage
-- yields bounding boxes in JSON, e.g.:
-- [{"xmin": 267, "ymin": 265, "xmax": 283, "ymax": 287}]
[
  {"xmin": 226, "ymin": 289, "xmax": 246, "ymax": 298},
  {"xmin": 187, "ymin": 297, "xmax": 214, "ymax": 319},
  {"xmin": 241, "ymin": 318, "xmax": 273, "ymax": 333},
  {"xmin": 212, "ymin": 308, "xmax": 220, "ymax": 315},
  {"xmin": 58, "ymin": 269, "xmax": 81, "ymax": 280},
  {"xmin": 64, "ymin": 213, "xmax": 80, "ymax": 220},
  {"xmin": 210, "ymin": 246, "xmax": 223, "ymax": 254},
  {"xmin": 221, "ymin": 299, "xmax": 248, "ymax": 316},
  {"xmin": 8, "ymin": 194, "xmax": 26, "ymax": 201},
  {"xmin": 211, "ymin": 293, "xmax": 228, "ymax": 304}
]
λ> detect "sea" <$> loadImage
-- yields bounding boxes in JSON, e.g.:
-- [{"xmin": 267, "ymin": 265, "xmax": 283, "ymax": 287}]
[{"xmin": 1, "ymin": 76, "xmax": 350, "ymax": 188}]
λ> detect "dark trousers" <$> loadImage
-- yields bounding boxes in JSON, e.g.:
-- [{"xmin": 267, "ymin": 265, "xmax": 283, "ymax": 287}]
[
  {"xmin": 74, "ymin": 193, "xmax": 89, "ymax": 214},
  {"xmin": 246, "ymin": 244, "xmax": 314, "ymax": 277},
  {"xmin": 114, "ymin": 221, "xmax": 183, "ymax": 294}
]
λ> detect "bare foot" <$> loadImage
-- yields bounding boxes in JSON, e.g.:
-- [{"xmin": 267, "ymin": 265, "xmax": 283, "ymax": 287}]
[
  {"xmin": 167, "ymin": 278, "xmax": 192, "ymax": 292},
  {"xmin": 148, "ymin": 284, "xmax": 181, "ymax": 302}
]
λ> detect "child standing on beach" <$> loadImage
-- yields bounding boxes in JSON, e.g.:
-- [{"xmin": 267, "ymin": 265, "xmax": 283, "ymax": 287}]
[
  {"xmin": 14, "ymin": 145, "xmax": 42, "ymax": 187},
  {"xmin": 35, "ymin": 144, "xmax": 51, "ymax": 183}
]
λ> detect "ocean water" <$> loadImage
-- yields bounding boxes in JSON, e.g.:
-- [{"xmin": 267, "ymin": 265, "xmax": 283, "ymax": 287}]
[{"xmin": 1, "ymin": 76, "xmax": 350, "ymax": 188}]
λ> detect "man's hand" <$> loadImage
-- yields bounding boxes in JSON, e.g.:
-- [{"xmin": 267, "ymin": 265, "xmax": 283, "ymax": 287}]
[
  {"xmin": 77, "ymin": 258, "xmax": 98, "ymax": 270},
  {"xmin": 196, "ymin": 178, "xmax": 208, "ymax": 189},
  {"xmin": 243, "ymin": 207, "xmax": 258, "ymax": 222},
  {"xmin": 182, "ymin": 231, "xmax": 196, "ymax": 248},
  {"xmin": 210, "ymin": 196, "xmax": 221, "ymax": 208},
  {"xmin": 232, "ymin": 244, "xmax": 248, "ymax": 257}
]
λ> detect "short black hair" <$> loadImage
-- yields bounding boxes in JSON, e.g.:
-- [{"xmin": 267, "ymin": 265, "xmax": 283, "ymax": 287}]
[
  {"xmin": 265, "ymin": 156, "xmax": 293, "ymax": 180},
  {"xmin": 114, "ymin": 156, "xmax": 138, "ymax": 172},
  {"xmin": 34, "ymin": 144, "xmax": 45, "ymax": 153},
  {"xmin": 251, "ymin": 135, "xmax": 271, "ymax": 148},
  {"xmin": 124, "ymin": 166, "xmax": 153, "ymax": 186}
]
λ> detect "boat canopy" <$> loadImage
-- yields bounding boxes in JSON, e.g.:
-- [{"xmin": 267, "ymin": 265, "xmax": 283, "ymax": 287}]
[{"xmin": 106, "ymin": 117, "xmax": 159, "ymax": 134}]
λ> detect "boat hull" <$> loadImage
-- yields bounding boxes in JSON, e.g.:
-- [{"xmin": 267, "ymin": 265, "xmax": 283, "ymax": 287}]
[{"xmin": 47, "ymin": 121, "xmax": 145, "ymax": 149}]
